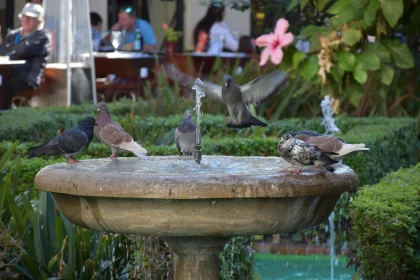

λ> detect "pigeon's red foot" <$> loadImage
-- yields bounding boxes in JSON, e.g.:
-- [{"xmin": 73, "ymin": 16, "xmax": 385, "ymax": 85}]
[
  {"xmin": 68, "ymin": 158, "xmax": 80, "ymax": 164},
  {"xmin": 280, "ymin": 166, "xmax": 292, "ymax": 173},
  {"xmin": 292, "ymin": 168, "xmax": 302, "ymax": 174},
  {"xmin": 110, "ymin": 154, "xmax": 117, "ymax": 159}
]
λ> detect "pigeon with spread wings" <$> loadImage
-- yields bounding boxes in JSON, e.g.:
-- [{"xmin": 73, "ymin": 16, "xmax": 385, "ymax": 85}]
[{"xmin": 165, "ymin": 65, "xmax": 289, "ymax": 128}]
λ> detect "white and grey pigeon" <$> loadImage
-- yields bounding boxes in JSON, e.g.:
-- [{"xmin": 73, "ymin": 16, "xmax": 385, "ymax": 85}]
[
  {"xmin": 175, "ymin": 110, "xmax": 196, "ymax": 156},
  {"xmin": 277, "ymin": 133, "xmax": 338, "ymax": 173},
  {"xmin": 165, "ymin": 65, "xmax": 289, "ymax": 129},
  {"xmin": 27, "ymin": 116, "xmax": 97, "ymax": 164},
  {"xmin": 94, "ymin": 102, "xmax": 147, "ymax": 158},
  {"xmin": 289, "ymin": 130, "xmax": 369, "ymax": 160}
]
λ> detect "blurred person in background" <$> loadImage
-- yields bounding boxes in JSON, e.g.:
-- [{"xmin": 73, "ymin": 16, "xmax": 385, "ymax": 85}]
[
  {"xmin": 90, "ymin": 12, "xmax": 103, "ymax": 51},
  {"xmin": 105, "ymin": 5, "xmax": 157, "ymax": 51},
  {"xmin": 193, "ymin": 5, "xmax": 238, "ymax": 54},
  {"xmin": 0, "ymin": 3, "xmax": 51, "ymax": 110}
]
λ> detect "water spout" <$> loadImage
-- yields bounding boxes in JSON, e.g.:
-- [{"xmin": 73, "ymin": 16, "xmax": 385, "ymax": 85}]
[
  {"xmin": 320, "ymin": 95, "xmax": 340, "ymax": 136},
  {"xmin": 192, "ymin": 78, "xmax": 205, "ymax": 164}
]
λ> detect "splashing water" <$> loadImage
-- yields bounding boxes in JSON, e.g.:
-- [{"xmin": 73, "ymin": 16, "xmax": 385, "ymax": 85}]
[
  {"xmin": 320, "ymin": 95, "xmax": 340, "ymax": 280},
  {"xmin": 192, "ymin": 78, "xmax": 205, "ymax": 164},
  {"xmin": 321, "ymin": 95, "xmax": 340, "ymax": 136}
]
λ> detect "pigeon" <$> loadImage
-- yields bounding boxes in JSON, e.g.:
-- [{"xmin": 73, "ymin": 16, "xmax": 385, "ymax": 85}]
[
  {"xmin": 175, "ymin": 110, "xmax": 196, "ymax": 156},
  {"xmin": 164, "ymin": 64, "xmax": 289, "ymax": 129},
  {"xmin": 290, "ymin": 130, "xmax": 369, "ymax": 160},
  {"xmin": 94, "ymin": 102, "xmax": 147, "ymax": 158},
  {"xmin": 27, "ymin": 116, "xmax": 97, "ymax": 164},
  {"xmin": 277, "ymin": 133, "xmax": 338, "ymax": 173}
]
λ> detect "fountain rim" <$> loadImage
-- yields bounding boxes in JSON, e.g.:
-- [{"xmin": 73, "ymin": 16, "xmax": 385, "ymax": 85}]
[{"xmin": 34, "ymin": 156, "xmax": 358, "ymax": 199}]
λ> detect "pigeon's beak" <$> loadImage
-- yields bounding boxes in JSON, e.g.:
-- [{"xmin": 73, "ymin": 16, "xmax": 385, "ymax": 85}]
[
  {"xmin": 97, "ymin": 109, "xmax": 100, "ymax": 112},
  {"xmin": 94, "ymin": 122, "xmax": 98, "ymax": 126}
]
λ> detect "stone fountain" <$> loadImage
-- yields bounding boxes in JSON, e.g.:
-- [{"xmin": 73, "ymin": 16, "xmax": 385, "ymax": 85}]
[
  {"xmin": 34, "ymin": 80, "xmax": 358, "ymax": 279},
  {"xmin": 35, "ymin": 156, "xmax": 358, "ymax": 279}
]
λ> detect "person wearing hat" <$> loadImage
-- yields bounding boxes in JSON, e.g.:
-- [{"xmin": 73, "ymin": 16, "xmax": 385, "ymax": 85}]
[{"xmin": 0, "ymin": 3, "xmax": 51, "ymax": 110}]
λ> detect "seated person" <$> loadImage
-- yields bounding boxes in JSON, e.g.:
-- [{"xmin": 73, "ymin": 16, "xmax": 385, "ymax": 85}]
[
  {"xmin": 0, "ymin": 3, "xmax": 51, "ymax": 110},
  {"xmin": 90, "ymin": 12, "xmax": 103, "ymax": 51},
  {"xmin": 107, "ymin": 6, "xmax": 157, "ymax": 51},
  {"xmin": 193, "ymin": 5, "xmax": 238, "ymax": 54}
]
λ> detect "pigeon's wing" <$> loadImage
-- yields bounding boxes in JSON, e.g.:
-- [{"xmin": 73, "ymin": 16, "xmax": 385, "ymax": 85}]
[
  {"xmin": 98, "ymin": 122, "xmax": 133, "ymax": 147},
  {"xmin": 175, "ymin": 127, "xmax": 181, "ymax": 153},
  {"xmin": 201, "ymin": 80, "xmax": 224, "ymax": 103},
  {"xmin": 240, "ymin": 70, "xmax": 289, "ymax": 105},
  {"xmin": 164, "ymin": 63, "xmax": 224, "ymax": 103},
  {"xmin": 29, "ymin": 128, "xmax": 88, "ymax": 156},
  {"xmin": 296, "ymin": 135, "xmax": 344, "ymax": 154}
]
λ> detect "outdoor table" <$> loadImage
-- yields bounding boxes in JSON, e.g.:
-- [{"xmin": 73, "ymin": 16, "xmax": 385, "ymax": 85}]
[
  {"xmin": 183, "ymin": 52, "xmax": 251, "ymax": 77},
  {"xmin": 0, "ymin": 59, "xmax": 26, "ymax": 110},
  {"xmin": 93, "ymin": 52, "xmax": 157, "ymax": 81}
]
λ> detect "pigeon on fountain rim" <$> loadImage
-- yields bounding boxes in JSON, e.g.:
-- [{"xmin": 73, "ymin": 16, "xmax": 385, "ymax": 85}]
[
  {"xmin": 277, "ymin": 133, "xmax": 338, "ymax": 173},
  {"xmin": 175, "ymin": 110, "xmax": 196, "ymax": 156},
  {"xmin": 94, "ymin": 102, "xmax": 147, "ymax": 158},
  {"xmin": 27, "ymin": 116, "xmax": 97, "ymax": 164}
]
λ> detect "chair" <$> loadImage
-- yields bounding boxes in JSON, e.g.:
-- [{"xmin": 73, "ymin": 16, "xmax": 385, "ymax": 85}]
[{"xmin": 11, "ymin": 78, "xmax": 48, "ymax": 107}]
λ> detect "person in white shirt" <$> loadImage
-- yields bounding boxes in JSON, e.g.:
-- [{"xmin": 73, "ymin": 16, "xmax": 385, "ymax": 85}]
[{"xmin": 193, "ymin": 5, "xmax": 238, "ymax": 54}]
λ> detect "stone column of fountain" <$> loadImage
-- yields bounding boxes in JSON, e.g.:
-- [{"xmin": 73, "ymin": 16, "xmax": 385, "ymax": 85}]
[{"xmin": 34, "ymin": 93, "xmax": 358, "ymax": 280}]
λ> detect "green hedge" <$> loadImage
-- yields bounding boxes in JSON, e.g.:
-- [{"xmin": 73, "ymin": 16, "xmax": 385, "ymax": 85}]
[{"xmin": 350, "ymin": 163, "xmax": 420, "ymax": 279}]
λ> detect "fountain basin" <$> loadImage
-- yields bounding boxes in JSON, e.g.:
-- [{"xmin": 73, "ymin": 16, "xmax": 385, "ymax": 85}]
[{"xmin": 35, "ymin": 156, "xmax": 358, "ymax": 279}]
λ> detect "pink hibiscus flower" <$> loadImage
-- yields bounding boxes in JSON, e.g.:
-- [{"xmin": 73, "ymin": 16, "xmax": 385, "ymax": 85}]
[
  {"xmin": 162, "ymin": 22, "xmax": 168, "ymax": 29},
  {"xmin": 255, "ymin": 18, "xmax": 294, "ymax": 66}
]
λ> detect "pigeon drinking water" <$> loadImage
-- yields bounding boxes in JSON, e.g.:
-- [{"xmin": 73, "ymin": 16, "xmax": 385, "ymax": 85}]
[
  {"xmin": 27, "ymin": 116, "xmax": 97, "ymax": 164},
  {"xmin": 175, "ymin": 110, "xmax": 196, "ymax": 156},
  {"xmin": 94, "ymin": 102, "xmax": 147, "ymax": 158},
  {"xmin": 289, "ymin": 130, "xmax": 369, "ymax": 160},
  {"xmin": 277, "ymin": 133, "xmax": 337, "ymax": 173}
]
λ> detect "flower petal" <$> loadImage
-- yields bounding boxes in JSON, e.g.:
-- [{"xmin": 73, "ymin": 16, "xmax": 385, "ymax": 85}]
[
  {"xmin": 279, "ymin": 32, "xmax": 294, "ymax": 47},
  {"xmin": 274, "ymin": 18, "xmax": 290, "ymax": 38},
  {"xmin": 255, "ymin": 33, "xmax": 275, "ymax": 47},
  {"xmin": 270, "ymin": 46, "xmax": 284, "ymax": 65},
  {"xmin": 259, "ymin": 46, "xmax": 274, "ymax": 66}
]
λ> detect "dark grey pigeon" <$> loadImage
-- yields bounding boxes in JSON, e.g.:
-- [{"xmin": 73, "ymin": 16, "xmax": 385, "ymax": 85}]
[
  {"xmin": 27, "ymin": 116, "xmax": 97, "ymax": 164},
  {"xmin": 277, "ymin": 133, "xmax": 337, "ymax": 173},
  {"xmin": 222, "ymin": 75, "xmax": 268, "ymax": 128},
  {"xmin": 164, "ymin": 65, "xmax": 289, "ymax": 129},
  {"xmin": 175, "ymin": 110, "xmax": 196, "ymax": 156}
]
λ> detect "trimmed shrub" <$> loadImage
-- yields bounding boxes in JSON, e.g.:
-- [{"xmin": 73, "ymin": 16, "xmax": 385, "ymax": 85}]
[{"xmin": 350, "ymin": 163, "xmax": 420, "ymax": 279}]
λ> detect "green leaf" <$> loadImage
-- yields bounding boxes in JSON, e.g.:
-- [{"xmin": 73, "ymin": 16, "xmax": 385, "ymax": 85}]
[
  {"xmin": 356, "ymin": 51, "xmax": 381, "ymax": 70},
  {"xmin": 379, "ymin": 64, "xmax": 395, "ymax": 85},
  {"xmin": 300, "ymin": 25, "xmax": 333, "ymax": 39},
  {"xmin": 292, "ymin": 51, "xmax": 307, "ymax": 69},
  {"xmin": 344, "ymin": 80, "xmax": 364, "ymax": 106},
  {"xmin": 316, "ymin": 0, "xmax": 331, "ymax": 11},
  {"xmin": 301, "ymin": 0, "xmax": 310, "ymax": 10},
  {"xmin": 379, "ymin": 0, "xmax": 403, "ymax": 27},
  {"xmin": 330, "ymin": 65, "xmax": 345, "ymax": 82},
  {"xmin": 364, "ymin": 0, "xmax": 380, "ymax": 25},
  {"xmin": 363, "ymin": 42, "xmax": 391, "ymax": 63},
  {"xmin": 288, "ymin": 0, "xmax": 300, "ymax": 11},
  {"xmin": 338, "ymin": 51, "xmax": 356, "ymax": 71},
  {"xmin": 353, "ymin": 66, "xmax": 368, "ymax": 84},
  {"xmin": 327, "ymin": 0, "xmax": 353, "ymax": 14},
  {"xmin": 299, "ymin": 55, "xmax": 319, "ymax": 80},
  {"xmin": 383, "ymin": 40, "xmax": 415, "ymax": 69},
  {"xmin": 343, "ymin": 28, "xmax": 362, "ymax": 46}
]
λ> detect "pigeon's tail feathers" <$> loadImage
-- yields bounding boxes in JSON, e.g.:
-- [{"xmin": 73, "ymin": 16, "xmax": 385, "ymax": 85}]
[
  {"xmin": 27, "ymin": 143, "xmax": 50, "ymax": 158},
  {"xmin": 323, "ymin": 165, "xmax": 335, "ymax": 172},
  {"xmin": 121, "ymin": 140, "xmax": 148, "ymax": 155},
  {"xmin": 335, "ymin": 143, "xmax": 369, "ymax": 159},
  {"xmin": 134, "ymin": 152, "xmax": 148, "ymax": 159},
  {"xmin": 227, "ymin": 115, "xmax": 268, "ymax": 129}
]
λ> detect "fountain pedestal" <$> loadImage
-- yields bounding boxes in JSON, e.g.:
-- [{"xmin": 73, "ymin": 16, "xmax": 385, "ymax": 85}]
[{"xmin": 34, "ymin": 156, "xmax": 358, "ymax": 279}]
